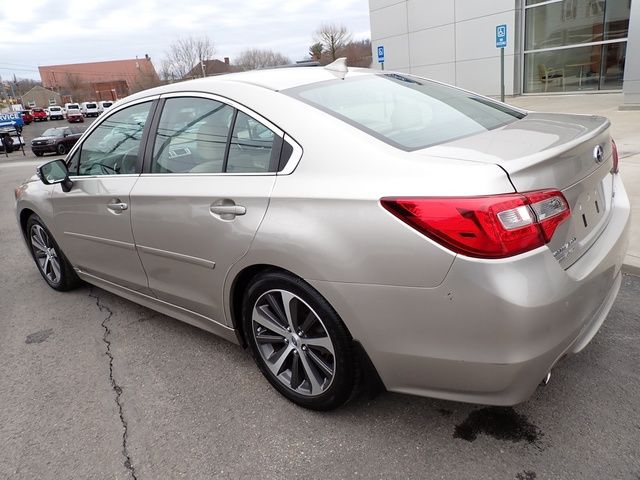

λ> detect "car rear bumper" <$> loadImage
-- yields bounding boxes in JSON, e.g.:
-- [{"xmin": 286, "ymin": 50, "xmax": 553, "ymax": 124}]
[{"xmin": 309, "ymin": 174, "xmax": 630, "ymax": 405}]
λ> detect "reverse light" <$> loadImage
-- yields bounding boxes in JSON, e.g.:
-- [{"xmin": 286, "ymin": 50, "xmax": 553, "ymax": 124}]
[
  {"xmin": 611, "ymin": 139, "xmax": 619, "ymax": 174},
  {"xmin": 381, "ymin": 190, "xmax": 570, "ymax": 259}
]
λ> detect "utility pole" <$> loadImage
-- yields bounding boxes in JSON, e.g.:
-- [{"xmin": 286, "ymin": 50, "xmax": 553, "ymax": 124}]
[{"xmin": 200, "ymin": 60, "xmax": 206, "ymax": 78}]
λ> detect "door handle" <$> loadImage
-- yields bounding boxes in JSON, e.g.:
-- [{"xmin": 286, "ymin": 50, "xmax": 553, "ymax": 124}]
[
  {"xmin": 107, "ymin": 202, "xmax": 128, "ymax": 213},
  {"xmin": 210, "ymin": 203, "xmax": 246, "ymax": 220}
]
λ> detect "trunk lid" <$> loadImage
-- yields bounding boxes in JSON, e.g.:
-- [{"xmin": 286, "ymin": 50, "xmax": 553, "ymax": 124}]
[{"xmin": 421, "ymin": 112, "xmax": 615, "ymax": 268}]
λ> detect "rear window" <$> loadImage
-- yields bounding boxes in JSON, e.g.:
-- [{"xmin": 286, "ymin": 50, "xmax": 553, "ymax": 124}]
[
  {"xmin": 102, "ymin": 102, "xmax": 113, "ymax": 107},
  {"xmin": 285, "ymin": 73, "xmax": 525, "ymax": 151},
  {"xmin": 86, "ymin": 103, "xmax": 97, "ymax": 108}
]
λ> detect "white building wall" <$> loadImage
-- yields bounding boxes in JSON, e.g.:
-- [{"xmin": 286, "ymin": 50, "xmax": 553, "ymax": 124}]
[{"xmin": 369, "ymin": 0, "xmax": 519, "ymax": 96}]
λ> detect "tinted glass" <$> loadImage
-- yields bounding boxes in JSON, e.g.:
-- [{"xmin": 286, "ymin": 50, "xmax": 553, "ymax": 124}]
[
  {"xmin": 77, "ymin": 102, "xmax": 151, "ymax": 176},
  {"xmin": 287, "ymin": 74, "xmax": 524, "ymax": 150},
  {"xmin": 226, "ymin": 111, "xmax": 276, "ymax": 173},
  {"xmin": 525, "ymin": 0, "xmax": 630, "ymax": 50},
  {"xmin": 151, "ymin": 97, "xmax": 233, "ymax": 174}
]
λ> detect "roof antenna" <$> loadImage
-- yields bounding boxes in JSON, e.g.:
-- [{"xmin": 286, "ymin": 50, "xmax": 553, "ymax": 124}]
[{"xmin": 324, "ymin": 57, "xmax": 348, "ymax": 79}]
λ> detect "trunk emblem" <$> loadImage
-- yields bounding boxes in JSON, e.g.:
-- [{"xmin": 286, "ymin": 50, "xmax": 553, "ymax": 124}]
[{"xmin": 593, "ymin": 145, "xmax": 604, "ymax": 164}]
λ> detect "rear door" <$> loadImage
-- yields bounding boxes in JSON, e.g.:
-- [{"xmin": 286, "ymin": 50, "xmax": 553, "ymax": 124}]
[
  {"xmin": 51, "ymin": 99, "xmax": 157, "ymax": 293},
  {"xmin": 129, "ymin": 93, "xmax": 282, "ymax": 324}
]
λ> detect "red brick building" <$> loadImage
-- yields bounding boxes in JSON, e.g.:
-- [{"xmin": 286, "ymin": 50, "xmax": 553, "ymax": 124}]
[{"xmin": 38, "ymin": 57, "xmax": 160, "ymax": 102}]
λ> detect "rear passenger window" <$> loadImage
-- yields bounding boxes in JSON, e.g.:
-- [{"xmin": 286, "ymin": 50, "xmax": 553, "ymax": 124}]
[
  {"xmin": 151, "ymin": 97, "xmax": 233, "ymax": 174},
  {"xmin": 150, "ymin": 96, "xmax": 281, "ymax": 174},
  {"xmin": 227, "ymin": 112, "xmax": 276, "ymax": 173}
]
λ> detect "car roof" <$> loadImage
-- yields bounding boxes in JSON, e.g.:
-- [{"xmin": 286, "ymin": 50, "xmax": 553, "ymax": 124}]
[{"xmin": 125, "ymin": 66, "xmax": 376, "ymax": 102}]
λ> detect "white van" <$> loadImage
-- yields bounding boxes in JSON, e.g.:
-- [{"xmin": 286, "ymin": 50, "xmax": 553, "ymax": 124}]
[
  {"xmin": 64, "ymin": 103, "xmax": 80, "ymax": 117},
  {"xmin": 81, "ymin": 102, "xmax": 100, "ymax": 117},
  {"xmin": 98, "ymin": 100, "xmax": 114, "ymax": 114}
]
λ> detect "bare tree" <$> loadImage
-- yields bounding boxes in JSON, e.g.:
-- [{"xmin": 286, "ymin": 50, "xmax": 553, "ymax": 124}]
[
  {"xmin": 235, "ymin": 48, "xmax": 290, "ymax": 71},
  {"xmin": 314, "ymin": 23, "xmax": 352, "ymax": 61},
  {"xmin": 163, "ymin": 35, "xmax": 216, "ymax": 80}
]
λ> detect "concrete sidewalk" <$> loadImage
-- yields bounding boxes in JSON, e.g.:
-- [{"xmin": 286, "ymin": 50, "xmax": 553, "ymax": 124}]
[{"xmin": 506, "ymin": 93, "xmax": 640, "ymax": 274}]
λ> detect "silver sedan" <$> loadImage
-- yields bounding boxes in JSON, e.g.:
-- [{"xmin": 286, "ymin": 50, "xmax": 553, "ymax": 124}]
[{"xmin": 15, "ymin": 62, "xmax": 630, "ymax": 410}]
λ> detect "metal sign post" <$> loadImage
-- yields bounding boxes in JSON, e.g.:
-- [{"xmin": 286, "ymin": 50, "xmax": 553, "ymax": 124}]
[
  {"xmin": 495, "ymin": 24, "xmax": 507, "ymax": 102},
  {"xmin": 377, "ymin": 45, "xmax": 385, "ymax": 71}
]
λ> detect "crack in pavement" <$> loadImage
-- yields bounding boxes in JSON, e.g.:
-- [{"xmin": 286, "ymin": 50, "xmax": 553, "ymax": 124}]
[{"xmin": 89, "ymin": 288, "xmax": 138, "ymax": 480}]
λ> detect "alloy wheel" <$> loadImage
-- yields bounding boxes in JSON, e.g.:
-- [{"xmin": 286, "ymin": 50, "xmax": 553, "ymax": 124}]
[
  {"xmin": 251, "ymin": 289, "xmax": 336, "ymax": 396},
  {"xmin": 30, "ymin": 224, "xmax": 61, "ymax": 285}
]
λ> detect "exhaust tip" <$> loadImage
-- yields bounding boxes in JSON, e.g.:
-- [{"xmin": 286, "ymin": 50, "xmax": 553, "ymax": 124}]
[{"xmin": 541, "ymin": 372, "xmax": 551, "ymax": 386}]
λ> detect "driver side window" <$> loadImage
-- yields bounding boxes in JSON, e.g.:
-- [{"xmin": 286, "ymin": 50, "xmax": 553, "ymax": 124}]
[{"xmin": 77, "ymin": 102, "xmax": 152, "ymax": 176}]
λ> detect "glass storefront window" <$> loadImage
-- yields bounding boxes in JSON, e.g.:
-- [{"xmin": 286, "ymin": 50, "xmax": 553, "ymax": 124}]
[
  {"xmin": 525, "ymin": 0, "xmax": 605, "ymax": 50},
  {"xmin": 524, "ymin": 0, "xmax": 630, "ymax": 93}
]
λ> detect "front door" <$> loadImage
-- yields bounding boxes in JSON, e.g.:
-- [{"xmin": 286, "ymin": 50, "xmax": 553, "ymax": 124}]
[
  {"xmin": 130, "ymin": 95, "xmax": 281, "ymax": 323},
  {"xmin": 51, "ymin": 100, "xmax": 155, "ymax": 293}
]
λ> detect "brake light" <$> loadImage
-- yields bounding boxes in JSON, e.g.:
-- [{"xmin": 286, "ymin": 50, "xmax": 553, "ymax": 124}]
[
  {"xmin": 611, "ymin": 139, "xmax": 619, "ymax": 174},
  {"xmin": 381, "ymin": 190, "xmax": 570, "ymax": 259}
]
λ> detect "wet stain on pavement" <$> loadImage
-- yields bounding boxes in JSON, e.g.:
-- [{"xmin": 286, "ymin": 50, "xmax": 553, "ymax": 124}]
[
  {"xmin": 454, "ymin": 407, "xmax": 541, "ymax": 444},
  {"xmin": 515, "ymin": 470, "xmax": 537, "ymax": 480},
  {"xmin": 25, "ymin": 328, "xmax": 54, "ymax": 344},
  {"xmin": 437, "ymin": 408, "xmax": 453, "ymax": 417}
]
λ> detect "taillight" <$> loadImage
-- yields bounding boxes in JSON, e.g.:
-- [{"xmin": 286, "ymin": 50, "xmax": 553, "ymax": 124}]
[
  {"xmin": 611, "ymin": 139, "xmax": 619, "ymax": 174},
  {"xmin": 381, "ymin": 190, "xmax": 570, "ymax": 259}
]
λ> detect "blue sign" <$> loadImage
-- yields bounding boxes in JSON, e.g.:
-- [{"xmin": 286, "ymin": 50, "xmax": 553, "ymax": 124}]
[
  {"xmin": 496, "ymin": 24, "xmax": 507, "ymax": 48},
  {"xmin": 0, "ymin": 112, "xmax": 24, "ymax": 128},
  {"xmin": 377, "ymin": 45, "xmax": 384, "ymax": 63}
]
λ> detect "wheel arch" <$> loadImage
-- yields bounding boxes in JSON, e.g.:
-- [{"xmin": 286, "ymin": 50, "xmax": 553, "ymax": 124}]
[
  {"xmin": 19, "ymin": 207, "xmax": 36, "ymax": 240},
  {"xmin": 228, "ymin": 263, "xmax": 292, "ymax": 347},
  {"xmin": 227, "ymin": 262, "xmax": 386, "ymax": 397}
]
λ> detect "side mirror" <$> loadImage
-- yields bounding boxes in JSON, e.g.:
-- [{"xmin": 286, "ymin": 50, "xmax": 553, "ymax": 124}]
[{"xmin": 38, "ymin": 159, "xmax": 73, "ymax": 192}]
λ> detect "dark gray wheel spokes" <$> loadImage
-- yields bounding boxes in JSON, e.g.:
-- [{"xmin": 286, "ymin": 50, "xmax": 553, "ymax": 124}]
[
  {"xmin": 252, "ymin": 289, "xmax": 335, "ymax": 397},
  {"xmin": 30, "ymin": 224, "xmax": 61, "ymax": 284}
]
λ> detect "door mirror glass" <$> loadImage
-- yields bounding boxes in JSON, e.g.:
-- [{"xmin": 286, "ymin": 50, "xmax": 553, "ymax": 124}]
[{"xmin": 38, "ymin": 159, "xmax": 73, "ymax": 191}]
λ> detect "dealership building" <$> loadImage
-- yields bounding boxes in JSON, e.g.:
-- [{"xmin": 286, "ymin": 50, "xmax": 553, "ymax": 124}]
[{"xmin": 369, "ymin": 0, "xmax": 639, "ymax": 106}]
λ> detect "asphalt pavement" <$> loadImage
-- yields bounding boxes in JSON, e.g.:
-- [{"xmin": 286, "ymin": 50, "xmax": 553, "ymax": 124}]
[{"xmin": 1, "ymin": 161, "xmax": 639, "ymax": 479}]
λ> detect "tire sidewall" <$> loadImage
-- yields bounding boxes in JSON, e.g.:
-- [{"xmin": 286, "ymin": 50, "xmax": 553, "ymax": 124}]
[{"xmin": 242, "ymin": 271, "xmax": 356, "ymax": 410}]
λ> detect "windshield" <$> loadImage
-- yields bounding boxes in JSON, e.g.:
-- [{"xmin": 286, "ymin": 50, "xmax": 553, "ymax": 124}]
[
  {"xmin": 285, "ymin": 73, "xmax": 525, "ymax": 151},
  {"xmin": 42, "ymin": 128, "xmax": 64, "ymax": 137}
]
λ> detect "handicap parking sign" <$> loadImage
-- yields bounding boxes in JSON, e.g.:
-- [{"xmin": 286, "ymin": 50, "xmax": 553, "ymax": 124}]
[
  {"xmin": 496, "ymin": 24, "xmax": 507, "ymax": 48},
  {"xmin": 377, "ymin": 45, "xmax": 384, "ymax": 63}
]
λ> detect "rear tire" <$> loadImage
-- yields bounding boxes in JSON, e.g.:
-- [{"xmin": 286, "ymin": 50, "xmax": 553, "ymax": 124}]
[
  {"xmin": 242, "ymin": 270, "xmax": 358, "ymax": 410},
  {"xmin": 56, "ymin": 144, "xmax": 66, "ymax": 155},
  {"xmin": 26, "ymin": 214, "xmax": 81, "ymax": 291}
]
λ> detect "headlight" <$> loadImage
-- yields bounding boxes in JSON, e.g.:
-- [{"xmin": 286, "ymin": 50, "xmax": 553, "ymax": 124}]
[{"xmin": 47, "ymin": 139, "xmax": 56, "ymax": 144}]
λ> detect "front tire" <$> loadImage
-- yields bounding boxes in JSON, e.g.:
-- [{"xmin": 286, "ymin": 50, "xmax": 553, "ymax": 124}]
[
  {"xmin": 56, "ymin": 143, "xmax": 66, "ymax": 155},
  {"xmin": 242, "ymin": 271, "xmax": 358, "ymax": 410},
  {"xmin": 26, "ymin": 214, "xmax": 81, "ymax": 291}
]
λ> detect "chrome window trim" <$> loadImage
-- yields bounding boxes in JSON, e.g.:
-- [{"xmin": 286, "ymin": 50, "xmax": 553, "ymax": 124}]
[
  {"xmin": 68, "ymin": 174, "xmax": 141, "ymax": 180},
  {"xmin": 138, "ymin": 172, "xmax": 275, "ymax": 178},
  {"xmin": 138, "ymin": 90, "xmax": 300, "ymax": 176},
  {"xmin": 158, "ymin": 91, "xmax": 285, "ymax": 138}
]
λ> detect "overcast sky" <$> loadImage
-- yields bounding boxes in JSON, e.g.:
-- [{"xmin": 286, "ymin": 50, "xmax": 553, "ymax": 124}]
[{"xmin": 0, "ymin": 0, "xmax": 371, "ymax": 81}]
